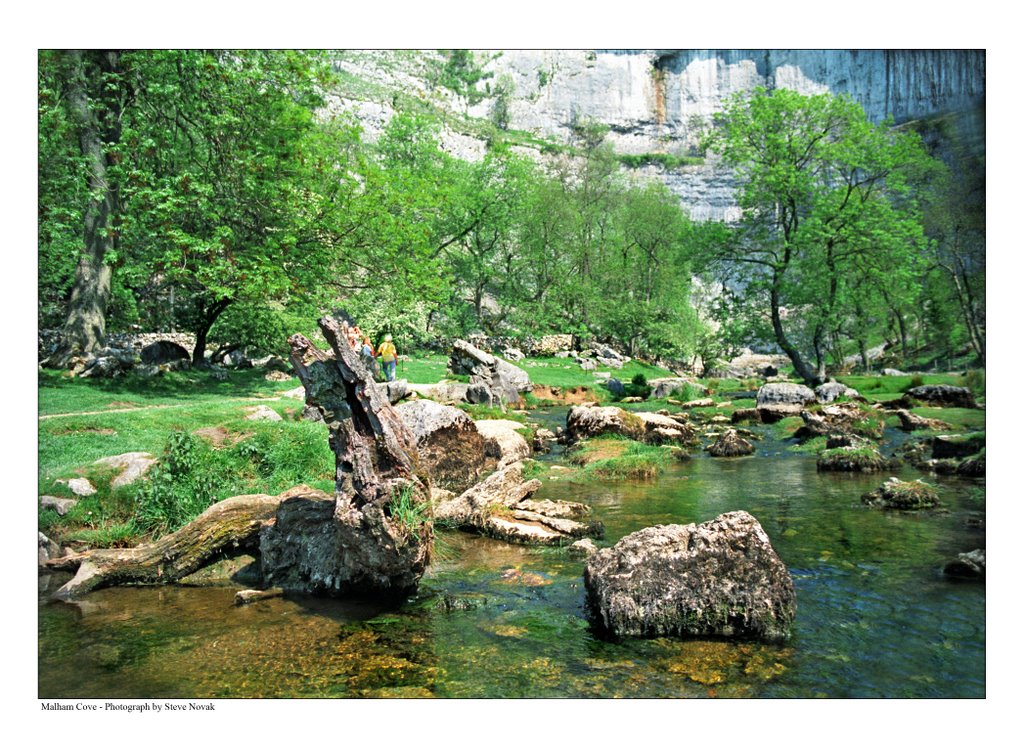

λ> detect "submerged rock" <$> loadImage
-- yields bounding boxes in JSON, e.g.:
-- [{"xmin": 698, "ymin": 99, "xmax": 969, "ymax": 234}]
[
  {"xmin": 584, "ymin": 511, "xmax": 795, "ymax": 642},
  {"xmin": 943, "ymin": 549, "xmax": 985, "ymax": 580}
]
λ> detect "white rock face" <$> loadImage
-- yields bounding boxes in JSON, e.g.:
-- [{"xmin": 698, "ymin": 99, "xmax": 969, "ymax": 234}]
[{"xmin": 327, "ymin": 50, "xmax": 984, "ymax": 222}]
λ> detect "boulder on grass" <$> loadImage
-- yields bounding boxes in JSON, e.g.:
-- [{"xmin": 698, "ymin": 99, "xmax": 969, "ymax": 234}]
[
  {"xmin": 815, "ymin": 382, "xmax": 861, "ymax": 403},
  {"xmin": 584, "ymin": 511, "xmax": 795, "ymax": 642},
  {"xmin": 756, "ymin": 382, "xmax": 817, "ymax": 408},
  {"xmin": 92, "ymin": 452, "xmax": 157, "ymax": 488},
  {"xmin": 904, "ymin": 385, "xmax": 977, "ymax": 409}
]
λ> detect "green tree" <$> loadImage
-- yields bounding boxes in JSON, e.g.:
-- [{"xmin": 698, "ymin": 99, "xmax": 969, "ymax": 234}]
[{"xmin": 705, "ymin": 88, "xmax": 935, "ymax": 385}]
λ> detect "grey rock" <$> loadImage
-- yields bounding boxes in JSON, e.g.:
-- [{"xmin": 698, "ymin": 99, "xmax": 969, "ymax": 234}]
[
  {"xmin": 61, "ymin": 478, "xmax": 96, "ymax": 497},
  {"xmin": 92, "ymin": 452, "xmax": 157, "ymax": 488},
  {"xmin": 40, "ymin": 496, "xmax": 77, "ymax": 516},
  {"xmin": 943, "ymin": 548, "xmax": 985, "ymax": 579},
  {"xmin": 815, "ymin": 382, "xmax": 861, "ymax": 403},
  {"xmin": 371, "ymin": 378, "xmax": 409, "ymax": 405},
  {"xmin": 566, "ymin": 405, "xmax": 645, "ymax": 443},
  {"xmin": 905, "ymin": 385, "xmax": 977, "ymax": 409},
  {"xmin": 648, "ymin": 377, "xmax": 705, "ymax": 400},
  {"xmin": 578, "ymin": 359, "xmax": 597, "ymax": 372},
  {"xmin": 449, "ymin": 339, "xmax": 532, "ymax": 406},
  {"xmin": 283, "ymin": 386, "xmax": 307, "ymax": 400},
  {"xmin": 502, "ymin": 347, "xmax": 526, "ymax": 362},
  {"xmin": 39, "ymin": 532, "xmax": 62, "ymax": 566},
  {"xmin": 475, "ymin": 419, "xmax": 532, "ymax": 467},
  {"xmin": 606, "ymin": 378, "xmax": 626, "ymax": 397},
  {"xmin": 395, "ymin": 400, "xmax": 492, "ymax": 493},
  {"xmin": 596, "ymin": 356, "xmax": 623, "ymax": 369},
  {"xmin": 756, "ymin": 382, "xmax": 817, "ymax": 408},
  {"xmin": 567, "ymin": 538, "xmax": 598, "ymax": 558},
  {"xmin": 882, "ymin": 368, "xmax": 909, "ymax": 377},
  {"xmin": 707, "ymin": 429, "xmax": 756, "ymax": 457},
  {"xmin": 584, "ymin": 511, "xmax": 796, "ymax": 642},
  {"xmin": 245, "ymin": 405, "xmax": 283, "ymax": 422}
]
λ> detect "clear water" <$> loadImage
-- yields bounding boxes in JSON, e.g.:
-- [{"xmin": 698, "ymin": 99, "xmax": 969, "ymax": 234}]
[{"xmin": 38, "ymin": 417, "xmax": 985, "ymax": 698}]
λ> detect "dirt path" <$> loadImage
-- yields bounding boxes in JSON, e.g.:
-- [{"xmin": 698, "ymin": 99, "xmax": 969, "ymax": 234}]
[{"xmin": 39, "ymin": 396, "xmax": 283, "ymax": 421}]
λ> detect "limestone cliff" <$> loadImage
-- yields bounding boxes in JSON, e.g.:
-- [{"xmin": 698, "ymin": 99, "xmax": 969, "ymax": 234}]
[{"xmin": 327, "ymin": 49, "xmax": 985, "ymax": 220}]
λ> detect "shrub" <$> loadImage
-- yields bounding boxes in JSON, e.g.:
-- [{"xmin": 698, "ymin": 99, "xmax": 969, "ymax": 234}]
[
  {"xmin": 387, "ymin": 483, "xmax": 432, "ymax": 544},
  {"xmin": 962, "ymin": 369, "xmax": 985, "ymax": 395},
  {"xmin": 134, "ymin": 432, "xmax": 221, "ymax": 536},
  {"xmin": 631, "ymin": 373, "xmax": 648, "ymax": 387}
]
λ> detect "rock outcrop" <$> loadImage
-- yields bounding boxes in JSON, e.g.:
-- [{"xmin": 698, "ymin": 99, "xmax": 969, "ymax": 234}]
[
  {"xmin": 434, "ymin": 462, "xmax": 601, "ymax": 545},
  {"xmin": 903, "ymin": 385, "xmax": 978, "ymax": 409},
  {"xmin": 449, "ymin": 339, "xmax": 532, "ymax": 406},
  {"xmin": 861, "ymin": 477, "xmax": 940, "ymax": 510},
  {"xmin": 474, "ymin": 419, "xmax": 531, "ymax": 467},
  {"xmin": 708, "ymin": 429, "xmax": 755, "ymax": 457},
  {"xmin": 584, "ymin": 511, "xmax": 795, "ymax": 642},
  {"xmin": 395, "ymin": 399, "xmax": 492, "ymax": 493}
]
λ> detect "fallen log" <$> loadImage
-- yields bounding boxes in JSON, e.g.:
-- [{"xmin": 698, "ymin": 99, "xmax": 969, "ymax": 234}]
[{"xmin": 44, "ymin": 489, "xmax": 310, "ymax": 599}]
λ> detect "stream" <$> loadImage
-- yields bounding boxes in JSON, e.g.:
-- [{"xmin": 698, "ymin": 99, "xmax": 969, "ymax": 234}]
[{"xmin": 38, "ymin": 409, "xmax": 985, "ymax": 698}]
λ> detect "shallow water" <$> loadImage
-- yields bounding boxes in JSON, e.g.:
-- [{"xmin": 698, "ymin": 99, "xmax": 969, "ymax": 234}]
[{"xmin": 38, "ymin": 420, "xmax": 985, "ymax": 698}]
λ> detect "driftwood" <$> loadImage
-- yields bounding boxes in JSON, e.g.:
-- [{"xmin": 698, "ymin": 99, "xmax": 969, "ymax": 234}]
[{"xmin": 45, "ymin": 490, "xmax": 306, "ymax": 599}]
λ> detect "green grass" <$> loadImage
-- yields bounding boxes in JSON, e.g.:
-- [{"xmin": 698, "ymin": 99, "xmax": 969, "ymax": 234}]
[
  {"xmin": 38, "ymin": 371, "xmax": 334, "ymax": 547},
  {"xmin": 38, "ymin": 367, "xmax": 299, "ymax": 416},
  {"xmin": 566, "ymin": 436, "xmax": 672, "ymax": 480},
  {"xmin": 396, "ymin": 354, "xmax": 450, "ymax": 383},
  {"xmin": 838, "ymin": 372, "xmax": 984, "ymax": 403},
  {"xmin": 913, "ymin": 407, "xmax": 985, "ymax": 432}
]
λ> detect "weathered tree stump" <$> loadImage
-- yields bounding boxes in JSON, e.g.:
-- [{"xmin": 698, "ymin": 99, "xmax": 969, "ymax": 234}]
[{"xmin": 45, "ymin": 317, "xmax": 434, "ymax": 599}]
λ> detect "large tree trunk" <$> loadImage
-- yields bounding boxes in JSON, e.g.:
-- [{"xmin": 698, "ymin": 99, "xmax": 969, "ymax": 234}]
[{"xmin": 49, "ymin": 50, "xmax": 122, "ymax": 366}]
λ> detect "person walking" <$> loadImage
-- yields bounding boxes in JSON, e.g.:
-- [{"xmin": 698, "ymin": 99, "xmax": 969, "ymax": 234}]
[
  {"xmin": 360, "ymin": 336, "xmax": 379, "ymax": 379},
  {"xmin": 377, "ymin": 334, "xmax": 398, "ymax": 382}
]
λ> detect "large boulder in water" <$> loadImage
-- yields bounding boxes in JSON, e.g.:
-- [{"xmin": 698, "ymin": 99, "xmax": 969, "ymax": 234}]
[
  {"xmin": 584, "ymin": 511, "xmax": 796, "ymax": 642},
  {"xmin": 395, "ymin": 400, "xmax": 493, "ymax": 493},
  {"xmin": 566, "ymin": 405, "xmax": 646, "ymax": 444},
  {"xmin": 474, "ymin": 419, "xmax": 531, "ymax": 467}
]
